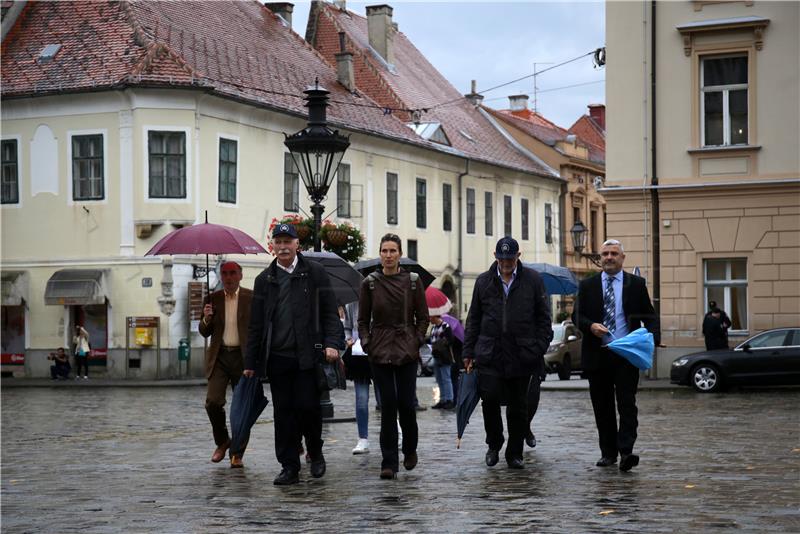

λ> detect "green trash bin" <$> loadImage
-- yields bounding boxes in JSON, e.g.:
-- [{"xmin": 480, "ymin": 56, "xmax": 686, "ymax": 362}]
[{"xmin": 178, "ymin": 338, "xmax": 191, "ymax": 361}]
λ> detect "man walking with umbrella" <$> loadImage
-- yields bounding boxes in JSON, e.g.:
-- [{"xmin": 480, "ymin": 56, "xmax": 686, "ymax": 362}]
[
  {"xmin": 463, "ymin": 237, "xmax": 552, "ymax": 469},
  {"xmin": 199, "ymin": 261, "xmax": 252, "ymax": 468},
  {"xmin": 243, "ymin": 224, "xmax": 344, "ymax": 485},
  {"xmin": 572, "ymin": 239, "xmax": 660, "ymax": 472}
]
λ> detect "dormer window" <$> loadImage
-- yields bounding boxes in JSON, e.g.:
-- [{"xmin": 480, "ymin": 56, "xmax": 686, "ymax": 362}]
[{"xmin": 407, "ymin": 122, "xmax": 451, "ymax": 146}]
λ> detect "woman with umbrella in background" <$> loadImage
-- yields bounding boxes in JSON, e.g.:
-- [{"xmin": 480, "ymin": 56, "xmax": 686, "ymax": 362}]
[
  {"xmin": 358, "ymin": 234, "xmax": 429, "ymax": 480},
  {"xmin": 426, "ymin": 287, "xmax": 457, "ymax": 410}
]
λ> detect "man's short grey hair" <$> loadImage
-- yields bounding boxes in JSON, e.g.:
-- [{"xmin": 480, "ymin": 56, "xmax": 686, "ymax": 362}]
[{"xmin": 602, "ymin": 239, "xmax": 624, "ymax": 252}]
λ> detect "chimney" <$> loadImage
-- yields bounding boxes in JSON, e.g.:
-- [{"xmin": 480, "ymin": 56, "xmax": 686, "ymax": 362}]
[
  {"xmin": 265, "ymin": 2, "xmax": 294, "ymax": 26},
  {"xmin": 588, "ymin": 103, "xmax": 605, "ymax": 130},
  {"xmin": 464, "ymin": 80, "xmax": 484, "ymax": 106},
  {"xmin": 335, "ymin": 32, "xmax": 355, "ymax": 91},
  {"xmin": 508, "ymin": 94, "xmax": 529, "ymax": 112},
  {"xmin": 366, "ymin": 4, "xmax": 395, "ymax": 64}
]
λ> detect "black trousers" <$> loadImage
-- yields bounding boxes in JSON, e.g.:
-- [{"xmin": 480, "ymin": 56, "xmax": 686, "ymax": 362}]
[
  {"xmin": 371, "ymin": 360, "xmax": 418, "ymax": 472},
  {"xmin": 268, "ymin": 355, "xmax": 322, "ymax": 472},
  {"xmin": 587, "ymin": 349, "xmax": 640, "ymax": 458},
  {"xmin": 75, "ymin": 355, "xmax": 89, "ymax": 377},
  {"xmin": 478, "ymin": 372, "xmax": 529, "ymax": 461},
  {"xmin": 526, "ymin": 374, "xmax": 542, "ymax": 431}
]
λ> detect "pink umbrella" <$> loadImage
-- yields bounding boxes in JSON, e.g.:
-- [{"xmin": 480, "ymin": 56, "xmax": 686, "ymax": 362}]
[
  {"xmin": 425, "ymin": 286, "xmax": 452, "ymax": 316},
  {"xmin": 145, "ymin": 211, "xmax": 267, "ymax": 290}
]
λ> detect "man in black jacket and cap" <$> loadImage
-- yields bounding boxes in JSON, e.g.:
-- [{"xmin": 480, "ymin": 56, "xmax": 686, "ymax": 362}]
[
  {"xmin": 463, "ymin": 237, "xmax": 553, "ymax": 469},
  {"xmin": 243, "ymin": 223, "xmax": 344, "ymax": 485}
]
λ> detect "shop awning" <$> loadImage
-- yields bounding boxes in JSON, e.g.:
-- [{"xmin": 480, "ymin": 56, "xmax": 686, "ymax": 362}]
[
  {"xmin": 44, "ymin": 269, "xmax": 108, "ymax": 306},
  {"xmin": 1, "ymin": 271, "xmax": 28, "ymax": 306}
]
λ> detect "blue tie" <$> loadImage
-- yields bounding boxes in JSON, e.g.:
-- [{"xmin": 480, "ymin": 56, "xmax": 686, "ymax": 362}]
[{"xmin": 603, "ymin": 277, "xmax": 616, "ymax": 334}]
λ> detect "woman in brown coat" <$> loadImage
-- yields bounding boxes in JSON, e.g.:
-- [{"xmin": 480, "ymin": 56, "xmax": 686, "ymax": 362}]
[{"xmin": 358, "ymin": 234, "xmax": 429, "ymax": 479}]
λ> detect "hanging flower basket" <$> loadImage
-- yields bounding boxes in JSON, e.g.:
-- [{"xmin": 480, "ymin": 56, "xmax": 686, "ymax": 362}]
[
  {"xmin": 320, "ymin": 220, "xmax": 366, "ymax": 263},
  {"xmin": 267, "ymin": 214, "xmax": 315, "ymax": 255}
]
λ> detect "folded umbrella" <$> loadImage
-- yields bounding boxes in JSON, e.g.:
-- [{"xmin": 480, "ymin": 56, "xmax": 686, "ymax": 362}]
[
  {"xmin": 442, "ymin": 314, "xmax": 465, "ymax": 343},
  {"xmin": 229, "ymin": 375, "xmax": 270, "ymax": 457},
  {"xmin": 301, "ymin": 251, "xmax": 363, "ymax": 306},
  {"xmin": 353, "ymin": 257, "xmax": 436, "ymax": 288},
  {"xmin": 425, "ymin": 286, "xmax": 452, "ymax": 316},
  {"xmin": 606, "ymin": 327, "xmax": 654, "ymax": 370},
  {"xmin": 522, "ymin": 262, "xmax": 578, "ymax": 295},
  {"xmin": 456, "ymin": 370, "xmax": 480, "ymax": 449}
]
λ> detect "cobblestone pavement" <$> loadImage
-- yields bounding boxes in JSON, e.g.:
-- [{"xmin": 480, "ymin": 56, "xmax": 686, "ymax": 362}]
[{"xmin": 2, "ymin": 378, "xmax": 799, "ymax": 533}]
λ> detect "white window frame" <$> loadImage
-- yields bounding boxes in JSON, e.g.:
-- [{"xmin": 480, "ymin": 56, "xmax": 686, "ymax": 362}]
[
  {"xmin": 337, "ymin": 161, "xmax": 351, "ymax": 219},
  {"xmin": 415, "ymin": 177, "xmax": 427, "ymax": 230},
  {"xmin": 386, "ymin": 171, "xmax": 399, "ymax": 226},
  {"xmin": 704, "ymin": 258, "xmax": 748, "ymax": 333},
  {"xmin": 67, "ymin": 129, "xmax": 108, "ymax": 205},
  {"xmin": 216, "ymin": 134, "xmax": 239, "ymax": 207},
  {"xmin": 143, "ymin": 126, "xmax": 192, "ymax": 204},
  {"xmin": 700, "ymin": 54, "xmax": 748, "ymax": 147},
  {"xmin": 1, "ymin": 134, "xmax": 22, "ymax": 208}
]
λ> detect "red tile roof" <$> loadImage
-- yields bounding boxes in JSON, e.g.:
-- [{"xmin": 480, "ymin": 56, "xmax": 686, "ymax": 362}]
[
  {"xmin": 0, "ymin": 1, "xmax": 435, "ymax": 148},
  {"xmin": 307, "ymin": 2, "xmax": 558, "ymax": 178},
  {"xmin": 569, "ymin": 114, "xmax": 606, "ymax": 152},
  {"xmin": 485, "ymin": 106, "xmax": 605, "ymax": 166}
]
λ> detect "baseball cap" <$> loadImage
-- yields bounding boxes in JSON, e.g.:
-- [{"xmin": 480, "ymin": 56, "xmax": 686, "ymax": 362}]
[
  {"xmin": 272, "ymin": 223, "xmax": 298, "ymax": 239},
  {"xmin": 495, "ymin": 236, "xmax": 519, "ymax": 259}
]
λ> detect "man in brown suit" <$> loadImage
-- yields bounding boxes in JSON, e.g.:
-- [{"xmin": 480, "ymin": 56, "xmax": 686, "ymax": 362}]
[{"xmin": 199, "ymin": 261, "xmax": 252, "ymax": 468}]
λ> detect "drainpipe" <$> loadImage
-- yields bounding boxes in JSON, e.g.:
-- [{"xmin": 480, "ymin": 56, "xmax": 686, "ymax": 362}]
[
  {"xmin": 457, "ymin": 159, "xmax": 470, "ymax": 319},
  {"xmin": 650, "ymin": 0, "xmax": 661, "ymax": 373}
]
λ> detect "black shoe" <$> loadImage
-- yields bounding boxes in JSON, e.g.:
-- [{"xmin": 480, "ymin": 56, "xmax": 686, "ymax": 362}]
[
  {"xmin": 310, "ymin": 455, "xmax": 326, "ymax": 478},
  {"xmin": 414, "ymin": 405, "xmax": 427, "ymax": 411},
  {"xmin": 273, "ymin": 468, "xmax": 300, "ymax": 485},
  {"xmin": 485, "ymin": 449, "xmax": 499, "ymax": 467},
  {"xmin": 525, "ymin": 431, "xmax": 537, "ymax": 448},
  {"xmin": 431, "ymin": 401, "xmax": 443, "ymax": 410},
  {"xmin": 596, "ymin": 456, "xmax": 617, "ymax": 467},
  {"xmin": 619, "ymin": 454, "xmax": 639, "ymax": 472},
  {"xmin": 440, "ymin": 400, "xmax": 455, "ymax": 410},
  {"xmin": 507, "ymin": 457, "xmax": 524, "ymax": 469},
  {"xmin": 403, "ymin": 452, "xmax": 418, "ymax": 471}
]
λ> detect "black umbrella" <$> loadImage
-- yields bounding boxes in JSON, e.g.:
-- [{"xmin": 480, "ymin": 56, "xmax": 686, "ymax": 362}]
[
  {"xmin": 302, "ymin": 251, "xmax": 364, "ymax": 306},
  {"xmin": 229, "ymin": 375, "xmax": 270, "ymax": 457},
  {"xmin": 456, "ymin": 370, "xmax": 480, "ymax": 449},
  {"xmin": 353, "ymin": 257, "xmax": 435, "ymax": 288}
]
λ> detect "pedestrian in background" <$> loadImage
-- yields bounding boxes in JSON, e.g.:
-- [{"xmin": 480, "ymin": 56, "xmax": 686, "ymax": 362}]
[
  {"xmin": 463, "ymin": 237, "xmax": 552, "ymax": 470},
  {"xmin": 244, "ymin": 223, "xmax": 344, "ymax": 486},
  {"xmin": 358, "ymin": 233, "xmax": 429, "ymax": 480},
  {"xmin": 48, "ymin": 347, "xmax": 71, "ymax": 380},
  {"xmin": 702, "ymin": 308, "xmax": 728, "ymax": 350},
  {"xmin": 72, "ymin": 325, "xmax": 90, "ymax": 380},
  {"xmin": 704, "ymin": 300, "xmax": 732, "ymax": 348},
  {"xmin": 428, "ymin": 315, "xmax": 455, "ymax": 410},
  {"xmin": 341, "ymin": 302, "xmax": 372, "ymax": 454},
  {"xmin": 199, "ymin": 261, "xmax": 252, "ymax": 468},
  {"xmin": 572, "ymin": 239, "xmax": 660, "ymax": 472}
]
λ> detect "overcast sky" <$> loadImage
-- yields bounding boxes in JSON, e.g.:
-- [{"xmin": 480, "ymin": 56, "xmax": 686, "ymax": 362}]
[{"xmin": 289, "ymin": 1, "xmax": 606, "ymax": 129}]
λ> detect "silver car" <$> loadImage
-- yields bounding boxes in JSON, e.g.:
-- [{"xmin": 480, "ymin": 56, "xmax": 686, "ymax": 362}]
[{"xmin": 544, "ymin": 322, "xmax": 582, "ymax": 380}]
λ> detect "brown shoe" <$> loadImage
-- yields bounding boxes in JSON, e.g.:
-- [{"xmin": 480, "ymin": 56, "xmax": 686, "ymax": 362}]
[
  {"xmin": 230, "ymin": 454, "xmax": 243, "ymax": 469},
  {"xmin": 379, "ymin": 467, "xmax": 397, "ymax": 480},
  {"xmin": 211, "ymin": 440, "xmax": 230, "ymax": 463}
]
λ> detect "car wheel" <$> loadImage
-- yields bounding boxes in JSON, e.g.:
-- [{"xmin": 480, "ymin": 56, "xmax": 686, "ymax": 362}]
[
  {"xmin": 691, "ymin": 363, "xmax": 721, "ymax": 393},
  {"xmin": 558, "ymin": 355, "xmax": 572, "ymax": 381}
]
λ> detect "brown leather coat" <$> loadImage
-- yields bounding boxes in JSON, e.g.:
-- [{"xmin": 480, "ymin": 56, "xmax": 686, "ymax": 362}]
[{"xmin": 357, "ymin": 270, "xmax": 429, "ymax": 366}]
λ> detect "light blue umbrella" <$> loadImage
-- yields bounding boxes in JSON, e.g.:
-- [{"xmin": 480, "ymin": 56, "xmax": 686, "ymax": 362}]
[
  {"xmin": 522, "ymin": 262, "xmax": 578, "ymax": 295},
  {"xmin": 606, "ymin": 327, "xmax": 654, "ymax": 370}
]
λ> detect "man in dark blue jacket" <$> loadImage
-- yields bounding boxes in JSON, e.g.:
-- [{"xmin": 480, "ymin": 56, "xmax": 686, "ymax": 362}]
[
  {"xmin": 572, "ymin": 239, "xmax": 660, "ymax": 472},
  {"xmin": 463, "ymin": 237, "xmax": 553, "ymax": 469},
  {"xmin": 243, "ymin": 224, "xmax": 344, "ymax": 485}
]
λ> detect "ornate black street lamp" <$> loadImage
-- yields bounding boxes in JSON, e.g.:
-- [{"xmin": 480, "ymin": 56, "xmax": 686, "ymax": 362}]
[
  {"xmin": 570, "ymin": 220, "xmax": 602, "ymax": 268},
  {"xmin": 284, "ymin": 82, "xmax": 350, "ymax": 420},
  {"xmin": 284, "ymin": 82, "xmax": 350, "ymax": 252}
]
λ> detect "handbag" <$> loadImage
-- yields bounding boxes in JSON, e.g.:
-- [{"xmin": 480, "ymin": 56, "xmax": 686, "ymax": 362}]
[
  {"xmin": 315, "ymin": 345, "xmax": 346, "ymax": 391},
  {"xmin": 431, "ymin": 337, "xmax": 454, "ymax": 365}
]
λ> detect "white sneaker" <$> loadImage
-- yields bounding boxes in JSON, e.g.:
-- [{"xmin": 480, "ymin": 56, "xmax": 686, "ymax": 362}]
[
  {"xmin": 83, "ymin": 376, "xmax": 88, "ymax": 380},
  {"xmin": 352, "ymin": 438, "xmax": 370, "ymax": 455}
]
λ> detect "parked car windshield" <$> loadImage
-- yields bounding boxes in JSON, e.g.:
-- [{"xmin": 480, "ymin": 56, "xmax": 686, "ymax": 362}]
[{"xmin": 552, "ymin": 325, "xmax": 565, "ymax": 342}]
